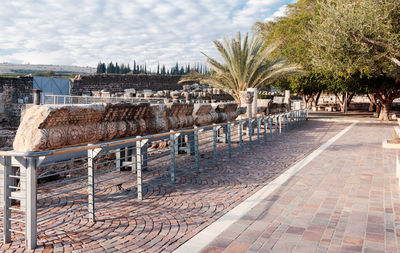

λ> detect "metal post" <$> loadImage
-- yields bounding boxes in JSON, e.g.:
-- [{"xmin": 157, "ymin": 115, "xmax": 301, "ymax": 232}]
[
  {"xmin": 1, "ymin": 156, "xmax": 11, "ymax": 243},
  {"xmin": 87, "ymin": 149, "xmax": 96, "ymax": 222},
  {"xmin": 263, "ymin": 117, "xmax": 267, "ymax": 142},
  {"xmin": 278, "ymin": 115, "xmax": 282, "ymax": 134},
  {"xmin": 136, "ymin": 138, "xmax": 147, "ymax": 200},
  {"xmin": 297, "ymin": 111, "xmax": 300, "ymax": 126},
  {"xmin": 170, "ymin": 132, "xmax": 179, "ymax": 185},
  {"xmin": 257, "ymin": 117, "xmax": 260, "ymax": 144},
  {"xmin": 291, "ymin": 112, "xmax": 294, "ymax": 129},
  {"xmin": 213, "ymin": 125, "xmax": 218, "ymax": 165},
  {"xmin": 248, "ymin": 119, "xmax": 253, "ymax": 148},
  {"xmin": 26, "ymin": 157, "xmax": 37, "ymax": 250},
  {"xmin": 227, "ymin": 123, "xmax": 232, "ymax": 159},
  {"xmin": 283, "ymin": 114, "xmax": 286, "ymax": 132},
  {"xmin": 194, "ymin": 128, "xmax": 199, "ymax": 173},
  {"xmin": 286, "ymin": 113, "xmax": 289, "ymax": 130},
  {"xmin": 239, "ymin": 121, "xmax": 243, "ymax": 153},
  {"xmin": 294, "ymin": 111, "xmax": 296, "ymax": 127},
  {"xmin": 115, "ymin": 148, "xmax": 121, "ymax": 171},
  {"xmin": 269, "ymin": 117, "xmax": 272, "ymax": 137}
]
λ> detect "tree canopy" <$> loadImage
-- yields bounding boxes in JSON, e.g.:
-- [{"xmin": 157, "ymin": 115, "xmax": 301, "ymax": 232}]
[
  {"xmin": 308, "ymin": 0, "xmax": 400, "ymax": 77},
  {"xmin": 306, "ymin": 0, "xmax": 400, "ymax": 119},
  {"xmin": 180, "ymin": 32, "xmax": 302, "ymax": 104}
]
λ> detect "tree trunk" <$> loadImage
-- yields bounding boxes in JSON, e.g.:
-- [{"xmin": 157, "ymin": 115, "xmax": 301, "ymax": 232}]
[
  {"xmin": 367, "ymin": 94, "xmax": 376, "ymax": 112},
  {"xmin": 336, "ymin": 93, "xmax": 354, "ymax": 113},
  {"xmin": 379, "ymin": 102, "xmax": 391, "ymax": 121},
  {"xmin": 313, "ymin": 91, "xmax": 322, "ymax": 107},
  {"xmin": 346, "ymin": 93, "xmax": 354, "ymax": 109},
  {"xmin": 302, "ymin": 95, "xmax": 310, "ymax": 109}
]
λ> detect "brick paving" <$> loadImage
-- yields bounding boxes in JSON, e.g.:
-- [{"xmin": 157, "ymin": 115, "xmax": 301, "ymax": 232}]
[
  {"xmin": 0, "ymin": 119, "xmax": 352, "ymax": 252},
  {"xmin": 201, "ymin": 122, "xmax": 398, "ymax": 253}
]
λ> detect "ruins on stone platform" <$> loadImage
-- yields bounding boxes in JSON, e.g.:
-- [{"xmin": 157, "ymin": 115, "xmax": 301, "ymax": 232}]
[{"xmin": 13, "ymin": 102, "xmax": 241, "ymax": 152}]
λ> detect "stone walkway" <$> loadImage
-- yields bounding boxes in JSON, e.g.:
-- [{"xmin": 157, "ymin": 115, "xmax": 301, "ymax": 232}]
[
  {"xmin": 199, "ymin": 121, "xmax": 398, "ymax": 253},
  {"xmin": 0, "ymin": 119, "xmax": 351, "ymax": 252}
]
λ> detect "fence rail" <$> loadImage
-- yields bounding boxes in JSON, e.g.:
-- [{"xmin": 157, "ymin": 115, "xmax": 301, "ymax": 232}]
[{"xmin": 0, "ymin": 109, "xmax": 308, "ymax": 249}]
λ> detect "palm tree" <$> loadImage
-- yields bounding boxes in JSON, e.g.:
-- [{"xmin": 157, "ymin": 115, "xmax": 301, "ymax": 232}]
[{"xmin": 180, "ymin": 32, "xmax": 302, "ymax": 104}]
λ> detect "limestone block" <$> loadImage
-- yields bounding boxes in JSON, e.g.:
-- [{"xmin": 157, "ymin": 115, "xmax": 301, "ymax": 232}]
[
  {"xmin": 257, "ymin": 106, "xmax": 267, "ymax": 115},
  {"xmin": 13, "ymin": 101, "xmax": 241, "ymax": 152},
  {"xmin": 144, "ymin": 91, "xmax": 154, "ymax": 98},
  {"xmin": 163, "ymin": 90, "xmax": 171, "ymax": 98},
  {"xmin": 166, "ymin": 103, "xmax": 194, "ymax": 130},
  {"xmin": 237, "ymin": 106, "xmax": 246, "ymax": 116},
  {"xmin": 92, "ymin": 91, "xmax": 101, "ymax": 97},
  {"xmin": 183, "ymin": 92, "xmax": 191, "ymax": 102},
  {"xmin": 13, "ymin": 103, "xmax": 152, "ymax": 152},
  {"xmin": 147, "ymin": 104, "xmax": 168, "ymax": 134},
  {"xmin": 101, "ymin": 90, "xmax": 111, "ymax": 97},
  {"xmin": 213, "ymin": 103, "xmax": 238, "ymax": 123},
  {"xmin": 171, "ymin": 91, "xmax": 181, "ymax": 102},
  {"xmin": 193, "ymin": 104, "xmax": 215, "ymax": 126}
]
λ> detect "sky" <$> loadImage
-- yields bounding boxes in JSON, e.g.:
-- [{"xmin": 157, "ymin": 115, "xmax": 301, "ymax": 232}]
[{"xmin": 0, "ymin": 0, "xmax": 294, "ymax": 70}]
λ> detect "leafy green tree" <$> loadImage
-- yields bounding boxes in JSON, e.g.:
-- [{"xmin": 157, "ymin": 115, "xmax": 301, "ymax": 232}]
[
  {"xmin": 180, "ymin": 32, "xmax": 302, "ymax": 104},
  {"xmin": 255, "ymin": 0, "xmax": 329, "ymax": 106},
  {"xmin": 255, "ymin": 0, "xmax": 317, "ymax": 70},
  {"xmin": 288, "ymin": 71, "xmax": 328, "ymax": 108},
  {"xmin": 307, "ymin": 0, "xmax": 400, "ymax": 120}
]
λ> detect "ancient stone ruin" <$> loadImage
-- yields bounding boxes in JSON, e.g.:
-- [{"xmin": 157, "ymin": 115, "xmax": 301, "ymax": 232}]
[{"xmin": 13, "ymin": 102, "xmax": 241, "ymax": 152}]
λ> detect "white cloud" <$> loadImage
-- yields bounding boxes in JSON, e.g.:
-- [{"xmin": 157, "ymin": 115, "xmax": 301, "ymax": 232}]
[{"xmin": 0, "ymin": 0, "xmax": 293, "ymax": 69}]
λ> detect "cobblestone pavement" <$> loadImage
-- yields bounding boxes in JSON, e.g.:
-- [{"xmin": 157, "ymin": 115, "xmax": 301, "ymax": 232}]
[
  {"xmin": 201, "ymin": 122, "xmax": 398, "ymax": 253},
  {"xmin": 0, "ymin": 120, "xmax": 350, "ymax": 252}
]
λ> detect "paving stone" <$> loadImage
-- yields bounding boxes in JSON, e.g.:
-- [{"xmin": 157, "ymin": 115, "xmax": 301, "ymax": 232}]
[{"xmin": 199, "ymin": 122, "xmax": 399, "ymax": 253}]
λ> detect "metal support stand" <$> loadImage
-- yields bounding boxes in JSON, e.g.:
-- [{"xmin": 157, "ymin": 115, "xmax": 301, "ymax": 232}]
[
  {"xmin": 248, "ymin": 119, "xmax": 253, "ymax": 148},
  {"xmin": 26, "ymin": 157, "xmax": 37, "ymax": 250},
  {"xmin": 269, "ymin": 117, "xmax": 273, "ymax": 138},
  {"xmin": 239, "ymin": 121, "xmax": 243, "ymax": 153},
  {"xmin": 1, "ymin": 156, "xmax": 11, "ymax": 243},
  {"xmin": 170, "ymin": 132, "xmax": 180, "ymax": 185},
  {"xmin": 136, "ymin": 138, "xmax": 148, "ymax": 200},
  {"xmin": 263, "ymin": 117, "xmax": 267, "ymax": 142},
  {"xmin": 279, "ymin": 115, "xmax": 282, "ymax": 134},
  {"xmin": 257, "ymin": 117, "xmax": 260, "ymax": 144},
  {"xmin": 87, "ymin": 148, "xmax": 100, "ymax": 222},
  {"xmin": 194, "ymin": 128, "xmax": 200, "ymax": 173},
  {"xmin": 213, "ymin": 125, "xmax": 220, "ymax": 165},
  {"xmin": 227, "ymin": 123, "xmax": 232, "ymax": 159}
]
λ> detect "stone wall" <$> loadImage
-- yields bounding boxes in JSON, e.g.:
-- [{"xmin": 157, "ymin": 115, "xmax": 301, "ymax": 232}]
[
  {"xmin": 71, "ymin": 74, "xmax": 190, "ymax": 95},
  {"xmin": 0, "ymin": 76, "xmax": 33, "ymax": 126}
]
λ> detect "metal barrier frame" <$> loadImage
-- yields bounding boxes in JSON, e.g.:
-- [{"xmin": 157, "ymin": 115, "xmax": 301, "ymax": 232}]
[{"xmin": 0, "ymin": 109, "xmax": 308, "ymax": 249}]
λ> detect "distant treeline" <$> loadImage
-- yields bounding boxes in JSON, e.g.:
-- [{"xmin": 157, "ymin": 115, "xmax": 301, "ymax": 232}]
[{"xmin": 96, "ymin": 60, "xmax": 209, "ymax": 75}]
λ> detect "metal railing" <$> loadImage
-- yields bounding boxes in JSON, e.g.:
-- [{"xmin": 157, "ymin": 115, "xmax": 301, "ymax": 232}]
[{"xmin": 0, "ymin": 109, "xmax": 308, "ymax": 249}]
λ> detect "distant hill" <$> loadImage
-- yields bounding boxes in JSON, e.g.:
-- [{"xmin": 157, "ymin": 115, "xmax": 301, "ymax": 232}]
[{"xmin": 0, "ymin": 63, "xmax": 96, "ymax": 75}]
